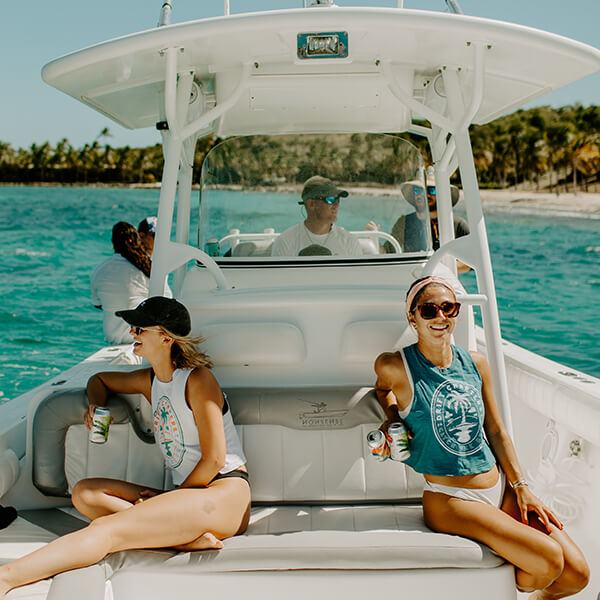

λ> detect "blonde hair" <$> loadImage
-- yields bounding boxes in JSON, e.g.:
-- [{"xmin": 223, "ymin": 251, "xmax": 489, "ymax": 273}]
[{"xmin": 157, "ymin": 327, "xmax": 214, "ymax": 370}]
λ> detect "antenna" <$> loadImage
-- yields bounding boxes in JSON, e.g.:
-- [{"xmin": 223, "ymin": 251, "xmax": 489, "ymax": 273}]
[
  {"xmin": 158, "ymin": 1, "xmax": 172, "ymax": 27},
  {"xmin": 445, "ymin": 0, "xmax": 464, "ymax": 14}
]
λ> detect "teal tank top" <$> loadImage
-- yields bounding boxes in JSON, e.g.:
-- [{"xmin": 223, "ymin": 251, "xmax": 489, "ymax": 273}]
[{"xmin": 399, "ymin": 343, "xmax": 496, "ymax": 477}]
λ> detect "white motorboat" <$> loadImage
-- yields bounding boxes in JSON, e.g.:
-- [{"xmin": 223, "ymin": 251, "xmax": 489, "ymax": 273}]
[{"xmin": 1, "ymin": 2, "xmax": 599, "ymax": 598}]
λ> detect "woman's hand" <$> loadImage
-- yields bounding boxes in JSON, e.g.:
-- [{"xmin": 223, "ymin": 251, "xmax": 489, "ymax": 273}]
[
  {"xmin": 84, "ymin": 404, "xmax": 114, "ymax": 430},
  {"xmin": 379, "ymin": 418, "xmax": 413, "ymax": 442},
  {"xmin": 379, "ymin": 417, "xmax": 396, "ymax": 435},
  {"xmin": 84, "ymin": 404, "xmax": 97, "ymax": 430},
  {"xmin": 514, "ymin": 486, "xmax": 563, "ymax": 533}
]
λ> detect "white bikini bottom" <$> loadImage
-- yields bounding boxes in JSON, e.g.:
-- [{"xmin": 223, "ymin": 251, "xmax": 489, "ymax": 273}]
[{"xmin": 423, "ymin": 469, "xmax": 506, "ymax": 508}]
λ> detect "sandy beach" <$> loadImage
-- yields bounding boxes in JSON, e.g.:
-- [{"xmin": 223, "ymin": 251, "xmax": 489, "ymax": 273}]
[
  {"xmin": 340, "ymin": 184, "xmax": 600, "ymax": 219},
  {"xmin": 477, "ymin": 190, "xmax": 600, "ymax": 219}
]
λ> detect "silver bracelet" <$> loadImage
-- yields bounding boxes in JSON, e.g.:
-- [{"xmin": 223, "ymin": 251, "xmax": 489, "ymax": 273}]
[{"xmin": 511, "ymin": 478, "xmax": 528, "ymax": 489}]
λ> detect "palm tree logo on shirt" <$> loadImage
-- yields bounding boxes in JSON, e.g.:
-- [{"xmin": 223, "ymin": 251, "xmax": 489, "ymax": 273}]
[
  {"xmin": 153, "ymin": 395, "xmax": 185, "ymax": 468},
  {"xmin": 431, "ymin": 380, "xmax": 483, "ymax": 455}
]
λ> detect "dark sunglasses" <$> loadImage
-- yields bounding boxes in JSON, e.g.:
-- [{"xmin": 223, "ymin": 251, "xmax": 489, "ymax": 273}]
[
  {"xmin": 133, "ymin": 326, "xmax": 160, "ymax": 335},
  {"xmin": 416, "ymin": 301, "xmax": 461, "ymax": 320},
  {"xmin": 427, "ymin": 186, "xmax": 436, "ymax": 196},
  {"xmin": 317, "ymin": 195, "xmax": 340, "ymax": 205}
]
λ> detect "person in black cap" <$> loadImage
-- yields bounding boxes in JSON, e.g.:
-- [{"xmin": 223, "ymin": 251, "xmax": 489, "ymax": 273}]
[
  {"xmin": 271, "ymin": 175, "xmax": 362, "ymax": 257},
  {"xmin": 0, "ymin": 297, "xmax": 251, "ymax": 596}
]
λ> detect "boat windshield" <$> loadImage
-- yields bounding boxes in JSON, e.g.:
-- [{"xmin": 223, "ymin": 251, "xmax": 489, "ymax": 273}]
[{"xmin": 198, "ymin": 133, "xmax": 432, "ymax": 262}]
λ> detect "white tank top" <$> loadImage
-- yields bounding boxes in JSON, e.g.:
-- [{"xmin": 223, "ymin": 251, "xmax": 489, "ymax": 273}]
[{"xmin": 151, "ymin": 368, "xmax": 246, "ymax": 486}]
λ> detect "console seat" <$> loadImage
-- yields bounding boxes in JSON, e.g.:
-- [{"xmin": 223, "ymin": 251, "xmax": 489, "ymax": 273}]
[
  {"xmin": 104, "ymin": 503, "xmax": 502, "ymax": 573},
  {"xmin": 18, "ymin": 386, "xmax": 515, "ymax": 600}
]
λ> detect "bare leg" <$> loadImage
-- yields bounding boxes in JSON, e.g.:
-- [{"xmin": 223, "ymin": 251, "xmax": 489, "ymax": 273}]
[
  {"xmin": 500, "ymin": 487, "xmax": 589, "ymax": 599},
  {"xmin": 423, "ymin": 491, "xmax": 563, "ymax": 592},
  {"xmin": 0, "ymin": 478, "xmax": 250, "ymax": 598},
  {"xmin": 72, "ymin": 477, "xmax": 162, "ymax": 520},
  {"xmin": 72, "ymin": 477, "xmax": 227, "ymax": 550},
  {"xmin": 173, "ymin": 531, "xmax": 224, "ymax": 551},
  {"xmin": 423, "ymin": 488, "xmax": 589, "ymax": 598}
]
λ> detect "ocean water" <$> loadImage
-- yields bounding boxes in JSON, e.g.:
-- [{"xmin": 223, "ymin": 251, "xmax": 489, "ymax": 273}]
[{"xmin": 0, "ymin": 185, "xmax": 598, "ymax": 403}]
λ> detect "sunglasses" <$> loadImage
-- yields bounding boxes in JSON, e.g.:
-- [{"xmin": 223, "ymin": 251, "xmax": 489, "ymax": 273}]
[
  {"xmin": 416, "ymin": 301, "xmax": 461, "ymax": 320},
  {"xmin": 317, "ymin": 195, "xmax": 340, "ymax": 205},
  {"xmin": 133, "ymin": 326, "xmax": 161, "ymax": 335},
  {"xmin": 427, "ymin": 186, "xmax": 436, "ymax": 196}
]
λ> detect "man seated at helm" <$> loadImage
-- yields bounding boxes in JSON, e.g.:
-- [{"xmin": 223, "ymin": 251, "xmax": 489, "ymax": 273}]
[{"xmin": 271, "ymin": 176, "xmax": 363, "ymax": 257}]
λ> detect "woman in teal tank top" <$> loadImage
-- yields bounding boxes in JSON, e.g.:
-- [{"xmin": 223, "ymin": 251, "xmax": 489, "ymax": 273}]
[{"xmin": 374, "ymin": 277, "xmax": 588, "ymax": 599}]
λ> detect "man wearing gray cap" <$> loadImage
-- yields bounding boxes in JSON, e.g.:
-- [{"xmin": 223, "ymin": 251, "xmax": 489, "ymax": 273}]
[{"xmin": 271, "ymin": 176, "xmax": 362, "ymax": 257}]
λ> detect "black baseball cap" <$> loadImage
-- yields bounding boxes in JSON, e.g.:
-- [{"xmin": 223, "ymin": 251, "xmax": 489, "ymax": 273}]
[
  {"xmin": 300, "ymin": 176, "xmax": 348, "ymax": 204},
  {"xmin": 116, "ymin": 296, "xmax": 191, "ymax": 336}
]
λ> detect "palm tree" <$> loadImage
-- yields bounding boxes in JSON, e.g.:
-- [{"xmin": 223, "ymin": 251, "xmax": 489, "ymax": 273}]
[
  {"xmin": 95, "ymin": 127, "xmax": 112, "ymax": 142},
  {"xmin": 545, "ymin": 121, "xmax": 570, "ymax": 193}
]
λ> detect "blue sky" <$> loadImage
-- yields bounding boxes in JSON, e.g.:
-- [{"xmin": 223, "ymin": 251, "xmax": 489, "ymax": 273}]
[{"xmin": 2, "ymin": 0, "xmax": 598, "ymax": 149}]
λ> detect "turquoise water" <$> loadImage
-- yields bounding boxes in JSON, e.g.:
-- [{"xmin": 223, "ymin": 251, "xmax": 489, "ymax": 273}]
[{"xmin": 0, "ymin": 185, "xmax": 598, "ymax": 403}]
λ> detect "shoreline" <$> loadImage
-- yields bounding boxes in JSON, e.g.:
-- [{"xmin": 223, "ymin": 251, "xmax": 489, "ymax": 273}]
[
  {"xmin": 477, "ymin": 190, "xmax": 600, "ymax": 219},
  {"xmin": 2, "ymin": 182, "xmax": 599, "ymax": 218}
]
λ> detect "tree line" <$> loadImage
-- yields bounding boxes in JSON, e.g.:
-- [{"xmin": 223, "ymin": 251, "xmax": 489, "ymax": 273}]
[{"xmin": 1, "ymin": 105, "xmax": 598, "ymax": 192}]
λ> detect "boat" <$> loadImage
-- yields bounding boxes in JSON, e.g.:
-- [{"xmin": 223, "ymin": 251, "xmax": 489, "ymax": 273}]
[{"xmin": 1, "ymin": 1, "xmax": 599, "ymax": 598}]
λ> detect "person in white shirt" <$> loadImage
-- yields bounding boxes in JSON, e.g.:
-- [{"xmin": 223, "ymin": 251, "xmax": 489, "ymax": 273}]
[
  {"xmin": 90, "ymin": 222, "xmax": 156, "ymax": 345},
  {"xmin": 271, "ymin": 176, "xmax": 362, "ymax": 257}
]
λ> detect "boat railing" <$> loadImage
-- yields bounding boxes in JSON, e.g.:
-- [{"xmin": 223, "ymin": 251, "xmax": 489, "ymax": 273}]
[
  {"xmin": 159, "ymin": 240, "xmax": 232, "ymax": 290},
  {"xmin": 218, "ymin": 228, "xmax": 403, "ymax": 256}
]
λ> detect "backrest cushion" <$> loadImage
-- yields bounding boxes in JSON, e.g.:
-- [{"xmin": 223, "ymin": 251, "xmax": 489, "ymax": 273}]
[{"xmin": 40, "ymin": 387, "xmax": 424, "ymax": 502}]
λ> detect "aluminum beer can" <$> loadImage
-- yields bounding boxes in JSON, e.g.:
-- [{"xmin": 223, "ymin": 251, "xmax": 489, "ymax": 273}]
[
  {"xmin": 387, "ymin": 421, "xmax": 410, "ymax": 461},
  {"xmin": 366, "ymin": 429, "xmax": 390, "ymax": 461},
  {"xmin": 89, "ymin": 407, "xmax": 111, "ymax": 444},
  {"xmin": 204, "ymin": 238, "xmax": 220, "ymax": 257}
]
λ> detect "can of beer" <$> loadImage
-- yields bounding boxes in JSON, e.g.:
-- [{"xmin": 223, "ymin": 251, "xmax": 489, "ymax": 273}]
[
  {"xmin": 387, "ymin": 421, "xmax": 410, "ymax": 461},
  {"xmin": 366, "ymin": 429, "xmax": 390, "ymax": 461},
  {"xmin": 89, "ymin": 407, "xmax": 111, "ymax": 444},
  {"xmin": 204, "ymin": 238, "xmax": 220, "ymax": 257}
]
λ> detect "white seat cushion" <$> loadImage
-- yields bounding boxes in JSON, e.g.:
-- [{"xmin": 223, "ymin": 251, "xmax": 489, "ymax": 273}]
[{"xmin": 104, "ymin": 504, "xmax": 502, "ymax": 574}]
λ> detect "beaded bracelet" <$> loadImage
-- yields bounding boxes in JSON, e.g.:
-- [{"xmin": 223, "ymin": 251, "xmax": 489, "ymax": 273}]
[{"xmin": 511, "ymin": 478, "xmax": 528, "ymax": 489}]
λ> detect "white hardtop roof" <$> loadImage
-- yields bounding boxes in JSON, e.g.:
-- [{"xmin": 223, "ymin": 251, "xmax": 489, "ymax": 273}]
[{"xmin": 42, "ymin": 7, "xmax": 600, "ymax": 135}]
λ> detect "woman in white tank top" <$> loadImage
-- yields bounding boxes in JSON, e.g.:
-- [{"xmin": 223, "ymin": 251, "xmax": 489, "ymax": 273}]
[{"xmin": 0, "ymin": 297, "xmax": 250, "ymax": 598}]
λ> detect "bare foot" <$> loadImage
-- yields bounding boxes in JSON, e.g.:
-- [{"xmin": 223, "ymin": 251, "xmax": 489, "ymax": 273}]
[{"xmin": 172, "ymin": 532, "xmax": 224, "ymax": 551}]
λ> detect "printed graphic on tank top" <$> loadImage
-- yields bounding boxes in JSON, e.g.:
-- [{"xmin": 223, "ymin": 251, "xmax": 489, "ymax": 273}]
[
  {"xmin": 431, "ymin": 379, "xmax": 485, "ymax": 456},
  {"xmin": 153, "ymin": 394, "xmax": 186, "ymax": 469}
]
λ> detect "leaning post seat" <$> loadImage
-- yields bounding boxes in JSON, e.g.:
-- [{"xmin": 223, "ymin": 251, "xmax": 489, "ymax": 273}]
[{"xmin": 31, "ymin": 384, "xmax": 514, "ymax": 599}]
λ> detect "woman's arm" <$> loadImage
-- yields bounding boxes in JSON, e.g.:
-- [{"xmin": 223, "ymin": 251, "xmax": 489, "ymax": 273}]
[
  {"xmin": 178, "ymin": 368, "xmax": 228, "ymax": 488},
  {"xmin": 85, "ymin": 369, "xmax": 152, "ymax": 428},
  {"xmin": 374, "ymin": 352, "xmax": 411, "ymax": 430},
  {"xmin": 472, "ymin": 351, "xmax": 562, "ymax": 531}
]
